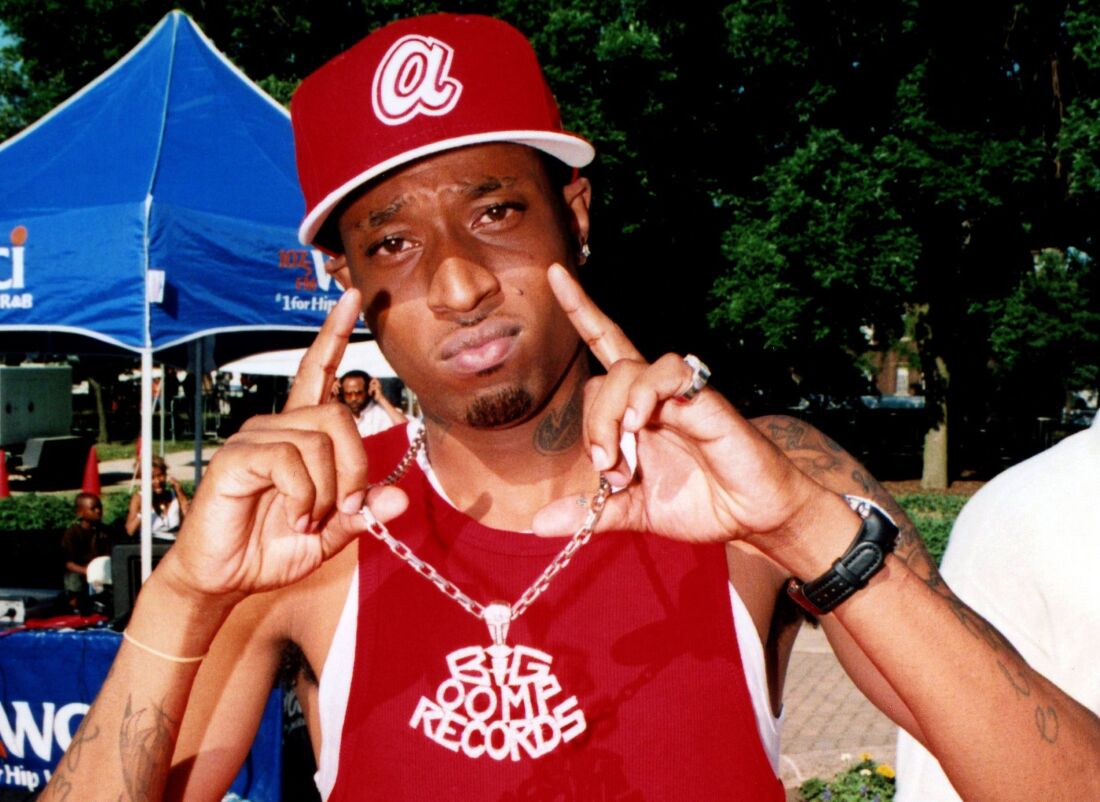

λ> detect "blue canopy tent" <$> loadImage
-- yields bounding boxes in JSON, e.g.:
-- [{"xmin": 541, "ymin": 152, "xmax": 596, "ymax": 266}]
[{"xmin": 0, "ymin": 11, "xmax": 345, "ymax": 581}]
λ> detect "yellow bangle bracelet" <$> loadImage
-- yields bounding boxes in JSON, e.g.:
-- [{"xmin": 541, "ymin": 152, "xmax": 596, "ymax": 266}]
[{"xmin": 122, "ymin": 631, "xmax": 207, "ymax": 664}]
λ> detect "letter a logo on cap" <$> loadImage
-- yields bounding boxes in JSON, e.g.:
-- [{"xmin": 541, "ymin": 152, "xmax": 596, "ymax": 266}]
[{"xmin": 372, "ymin": 34, "xmax": 463, "ymax": 126}]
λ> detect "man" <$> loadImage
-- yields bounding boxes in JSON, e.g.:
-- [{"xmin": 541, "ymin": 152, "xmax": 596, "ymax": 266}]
[
  {"xmin": 42, "ymin": 14, "xmax": 1100, "ymax": 802},
  {"xmin": 60, "ymin": 492, "xmax": 111, "ymax": 609},
  {"xmin": 895, "ymin": 413, "xmax": 1100, "ymax": 800},
  {"xmin": 337, "ymin": 368, "xmax": 406, "ymax": 436}
]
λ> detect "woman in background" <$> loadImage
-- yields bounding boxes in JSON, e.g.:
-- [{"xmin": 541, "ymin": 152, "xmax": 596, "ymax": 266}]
[{"xmin": 125, "ymin": 455, "xmax": 190, "ymax": 541}]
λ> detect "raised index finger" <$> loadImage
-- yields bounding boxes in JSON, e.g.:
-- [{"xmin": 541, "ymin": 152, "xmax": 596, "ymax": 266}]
[
  {"xmin": 285, "ymin": 289, "xmax": 362, "ymax": 410},
  {"xmin": 547, "ymin": 263, "xmax": 644, "ymax": 369}
]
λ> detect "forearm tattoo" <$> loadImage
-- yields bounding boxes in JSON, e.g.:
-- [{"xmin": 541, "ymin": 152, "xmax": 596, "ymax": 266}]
[
  {"xmin": 756, "ymin": 414, "xmax": 1061, "ymax": 745},
  {"xmin": 42, "ymin": 720, "xmax": 100, "ymax": 800},
  {"xmin": 41, "ymin": 682, "xmax": 178, "ymax": 802},
  {"xmin": 119, "ymin": 695, "xmax": 179, "ymax": 801}
]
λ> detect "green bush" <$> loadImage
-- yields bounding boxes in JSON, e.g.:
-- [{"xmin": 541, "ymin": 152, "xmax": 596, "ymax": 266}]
[
  {"xmin": 0, "ymin": 494, "xmax": 74, "ymax": 530},
  {"xmin": 0, "ymin": 490, "xmax": 137, "ymax": 530},
  {"xmin": 103, "ymin": 492, "xmax": 133, "ymax": 527},
  {"xmin": 895, "ymin": 493, "xmax": 968, "ymax": 565},
  {"xmin": 800, "ymin": 754, "xmax": 896, "ymax": 801}
]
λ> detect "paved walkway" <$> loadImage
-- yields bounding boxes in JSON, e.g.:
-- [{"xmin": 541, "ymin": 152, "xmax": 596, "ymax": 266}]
[
  {"xmin": 780, "ymin": 623, "xmax": 898, "ymax": 796},
  {"xmin": 89, "ymin": 447, "xmax": 903, "ymax": 798},
  {"xmin": 95, "ymin": 447, "xmax": 216, "ymax": 491}
]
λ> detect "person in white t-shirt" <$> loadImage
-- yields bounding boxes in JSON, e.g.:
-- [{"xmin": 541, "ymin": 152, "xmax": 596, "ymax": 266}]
[
  {"xmin": 338, "ymin": 369, "xmax": 407, "ymax": 437},
  {"xmin": 896, "ymin": 413, "xmax": 1100, "ymax": 800}
]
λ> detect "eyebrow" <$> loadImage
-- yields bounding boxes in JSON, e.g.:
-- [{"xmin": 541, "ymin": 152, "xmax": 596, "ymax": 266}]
[
  {"xmin": 358, "ymin": 175, "xmax": 519, "ymax": 229},
  {"xmin": 365, "ymin": 199, "xmax": 405, "ymax": 228},
  {"xmin": 457, "ymin": 176, "xmax": 515, "ymax": 198}
]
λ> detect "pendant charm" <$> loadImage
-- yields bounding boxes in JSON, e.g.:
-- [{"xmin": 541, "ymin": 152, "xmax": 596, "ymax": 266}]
[
  {"xmin": 483, "ymin": 601, "xmax": 511, "ymax": 646},
  {"xmin": 409, "ymin": 611, "xmax": 587, "ymax": 761}
]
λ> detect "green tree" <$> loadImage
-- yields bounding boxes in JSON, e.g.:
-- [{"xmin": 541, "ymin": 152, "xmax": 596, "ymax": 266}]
[
  {"xmin": 710, "ymin": 0, "xmax": 1100, "ymax": 486},
  {"xmin": 3, "ymin": 0, "xmax": 1099, "ymax": 483},
  {"xmin": 984, "ymin": 248, "xmax": 1100, "ymax": 418}
]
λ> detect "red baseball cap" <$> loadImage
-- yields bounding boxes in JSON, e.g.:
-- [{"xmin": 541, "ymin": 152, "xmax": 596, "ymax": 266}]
[{"xmin": 291, "ymin": 13, "xmax": 596, "ymax": 251}]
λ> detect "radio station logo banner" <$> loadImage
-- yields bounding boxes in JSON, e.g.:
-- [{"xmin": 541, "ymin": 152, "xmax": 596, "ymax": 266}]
[
  {"xmin": 0, "ymin": 226, "xmax": 32, "ymax": 311},
  {"xmin": 275, "ymin": 246, "xmax": 341, "ymax": 316},
  {"xmin": 0, "ymin": 699, "xmax": 88, "ymax": 793},
  {"xmin": 0, "ymin": 633, "xmax": 280, "ymax": 801}
]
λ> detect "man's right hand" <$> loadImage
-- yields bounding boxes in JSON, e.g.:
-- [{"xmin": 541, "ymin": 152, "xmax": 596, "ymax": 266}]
[{"xmin": 157, "ymin": 289, "xmax": 408, "ymax": 601}]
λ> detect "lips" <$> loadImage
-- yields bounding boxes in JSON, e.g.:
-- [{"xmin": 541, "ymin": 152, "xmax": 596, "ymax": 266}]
[{"xmin": 438, "ymin": 320, "xmax": 522, "ymax": 375}]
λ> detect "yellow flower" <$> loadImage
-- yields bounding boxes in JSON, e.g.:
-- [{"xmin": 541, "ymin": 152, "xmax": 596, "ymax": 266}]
[
  {"xmin": 859, "ymin": 752, "xmax": 874, "ymax": 762},
  {"xmin": 876, "ymin": 764, "xmax": 896, "ymax": 779}
]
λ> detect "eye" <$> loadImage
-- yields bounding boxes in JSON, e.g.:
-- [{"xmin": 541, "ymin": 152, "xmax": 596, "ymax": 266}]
[
  {"xmin": 366, "ymin": 235, "xmax": 412, "ymax": 257},
  {"xmin": 475, "ymin": 202, "xmax": 525, "ymax": 228}
]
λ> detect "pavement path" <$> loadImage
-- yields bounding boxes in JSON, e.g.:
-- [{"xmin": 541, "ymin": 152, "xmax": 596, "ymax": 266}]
[
  {"xmin": 780, "ymin": 623, "xmax": 898, "ymax": 796},
  {"xmin": 95, "ymin": 446, "xmax": 217, "ymax": 491}
]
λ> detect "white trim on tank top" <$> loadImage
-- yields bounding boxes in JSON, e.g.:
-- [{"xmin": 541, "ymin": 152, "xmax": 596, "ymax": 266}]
[{"xmin": 313, "ymin": 421, "xmax": 782, "ymax": 797}]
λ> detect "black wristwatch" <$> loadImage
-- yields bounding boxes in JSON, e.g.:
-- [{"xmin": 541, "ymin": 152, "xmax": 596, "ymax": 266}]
[{"xmin": 786, "ymin": 496, "xmax": 900, "ymax": 617}]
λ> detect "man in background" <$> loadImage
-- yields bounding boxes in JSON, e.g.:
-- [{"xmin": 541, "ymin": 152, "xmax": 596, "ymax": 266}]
[
  {"xmin": 338, "ymin": 368, "xmax": 407, "ymax": 436},
  {"xmin": 896, "ymin": 412, "xmax": 1100, "ymax": 800}
]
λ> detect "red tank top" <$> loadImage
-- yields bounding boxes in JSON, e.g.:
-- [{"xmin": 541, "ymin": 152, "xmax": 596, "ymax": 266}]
[{"xmin": 328, "ymin": 427, "xmax": 784, "ymax": 801}]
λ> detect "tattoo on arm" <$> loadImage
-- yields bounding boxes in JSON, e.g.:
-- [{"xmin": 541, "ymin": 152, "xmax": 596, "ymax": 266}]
[
  {"xmin": 753, "ymin": 413, "xmax": 1063, "ymax": 746},
  {"xmin": 63, "ymin": 721, "xmax": 101, "ymax": 771},
  {"xmin": 764, "ymin": 417, "xmax": 809, "ymax": 450},
  {"xmin": 119, "ymin": 695, "xmax": 179, "ymax": 801}
]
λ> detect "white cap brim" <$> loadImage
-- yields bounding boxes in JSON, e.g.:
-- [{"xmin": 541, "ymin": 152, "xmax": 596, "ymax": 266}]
[{"xmin": 298, "ymin": 130, "xmax": 595, "ymax": 249}]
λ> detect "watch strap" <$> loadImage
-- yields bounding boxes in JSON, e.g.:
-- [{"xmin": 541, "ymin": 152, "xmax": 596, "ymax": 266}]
[{"xmin": 786, "ymin": 496, "xmax": 900, "ymax": 616}]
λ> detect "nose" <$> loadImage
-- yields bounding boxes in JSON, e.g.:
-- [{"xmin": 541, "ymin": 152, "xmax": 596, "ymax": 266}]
[{"xmin": 426, "ymin": 236, "xmax": 502, "ymax": 320}]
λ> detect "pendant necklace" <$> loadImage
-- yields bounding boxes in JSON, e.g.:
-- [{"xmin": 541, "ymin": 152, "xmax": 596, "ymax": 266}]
[{"xmin": 359, "ymin": 428, "xmax": 611, "ymax": 762}]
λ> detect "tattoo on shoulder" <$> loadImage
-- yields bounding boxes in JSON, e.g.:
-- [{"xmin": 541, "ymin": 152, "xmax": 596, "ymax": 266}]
[{"xmin": 533, "ymin": 382, "xmax": 582, "ymax": 454}]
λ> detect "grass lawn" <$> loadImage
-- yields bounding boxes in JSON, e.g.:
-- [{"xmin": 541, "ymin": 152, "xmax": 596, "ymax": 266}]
[
  {"xmin": 93, "ymin": 439, "xmax": 212, "ymax": 462},
  {"xmin": 894, "ymin": 492, "xmax": 973, "ymax": 565}
]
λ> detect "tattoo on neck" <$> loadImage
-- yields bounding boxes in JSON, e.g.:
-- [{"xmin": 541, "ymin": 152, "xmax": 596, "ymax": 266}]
[
  {"xmin": 533, "ymin": 382, "xmax": 583, "ymax": 454},
  {"xmin": 423, "ymin": 409, "xmax": 451, "ymax": 434}
]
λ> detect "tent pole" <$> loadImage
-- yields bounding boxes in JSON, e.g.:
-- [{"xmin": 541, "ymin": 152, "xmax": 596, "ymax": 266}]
[
  {"xmin": 141, "ymin": 348, "xmax": 154, "ymax": 581},
  {"xmin": 159, "ymin": 362, "xmax": 166, "ymax": 456},
  {"xmin": 193, "ymin": 338, "xmax": 203, "ymax": 485}
]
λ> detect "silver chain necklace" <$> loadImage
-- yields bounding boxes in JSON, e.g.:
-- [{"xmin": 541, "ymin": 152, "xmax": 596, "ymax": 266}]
[
  {"xmin": 357, "ymin": 427, "xmax": 612, "ymax": 761},
  {"xmin": 359, "ymin": 427, "xmax": 612, "ymax": 642}
]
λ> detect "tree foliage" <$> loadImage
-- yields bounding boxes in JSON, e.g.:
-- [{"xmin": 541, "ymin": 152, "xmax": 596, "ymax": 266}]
[
  {"xmin": 709, "ymin": 0, "xmax": 1100, "ymax": 479},
  {"xmin": 984, "ymin": 248, "xmax": 1100, "ymax": 416},
  {"xmin": 1, "ymin": 0, "xmax": 1097, "ymax": 479}
]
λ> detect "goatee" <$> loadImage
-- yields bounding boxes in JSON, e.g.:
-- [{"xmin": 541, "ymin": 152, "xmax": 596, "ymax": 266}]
[{"xmin": 465, "ymin": 387, "xmax": 533, "ymax": 428}]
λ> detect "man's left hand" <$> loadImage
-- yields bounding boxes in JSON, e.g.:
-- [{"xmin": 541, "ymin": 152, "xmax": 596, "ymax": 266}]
[{"xmin": 533, "ymin": 263, "xmax": 828, "ymax": 549}]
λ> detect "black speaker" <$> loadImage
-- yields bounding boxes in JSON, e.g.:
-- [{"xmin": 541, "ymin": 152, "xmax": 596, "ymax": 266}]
[{"xmin": 110, "ymin": 543, "xmax": 172, "ymax": 621}]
